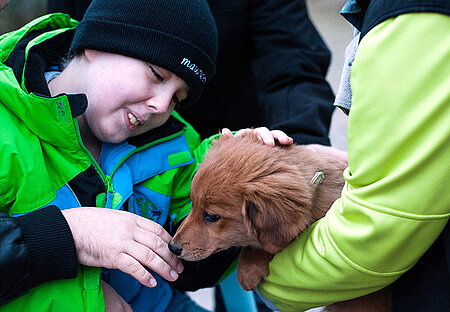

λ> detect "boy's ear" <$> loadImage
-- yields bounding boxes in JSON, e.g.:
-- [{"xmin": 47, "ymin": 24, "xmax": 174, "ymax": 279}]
[{"xmin": 84, "ymin": 49, "xmax": 99, "ymax": 62}]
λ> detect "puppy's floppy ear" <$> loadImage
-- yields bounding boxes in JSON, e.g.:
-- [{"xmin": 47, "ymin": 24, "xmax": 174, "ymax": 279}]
[{"xmin": 242, "ymin": 195, "xmax": 310, "ymax": 255}]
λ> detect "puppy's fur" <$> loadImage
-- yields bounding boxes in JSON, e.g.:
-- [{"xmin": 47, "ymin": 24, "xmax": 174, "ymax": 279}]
[{"xmin": 170, "ymin": 132, "xmax": 390, "ymax": 311}]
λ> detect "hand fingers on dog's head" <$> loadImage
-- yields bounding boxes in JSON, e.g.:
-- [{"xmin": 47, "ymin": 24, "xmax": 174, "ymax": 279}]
[
  {"xmin": 253, "ymin": 127, "xmax": 275, "ymax": 146},
  {"xmin": 220, "ymin": 128, "xmax": 233, "ymax": 137},
  {"xmin": 270, "ymin": 130, "xmax": 293, "ymax": 145},
  {"xmin": 233, "ymin": 128, "xmax": 253, "ymax": 137},
  {"xmin": 223, "ymin": 127, "xmax": 291, "ymax": 147},
  {"xmin": 234, "ymin": 127, "xmax": 277, "ymax": 146}
]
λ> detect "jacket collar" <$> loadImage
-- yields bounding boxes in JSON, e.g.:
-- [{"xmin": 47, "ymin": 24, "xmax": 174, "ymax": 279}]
[
  {"xmin": 2, "ymin": 14, "xmax": 87, "ymax": 116},
  {"xmin": 0, "ymin": 14, "xmax": 88, "ymax": 149},
  {"xmin": 340, "ymin": 0, "xmax": 364, "ymax": 30}
]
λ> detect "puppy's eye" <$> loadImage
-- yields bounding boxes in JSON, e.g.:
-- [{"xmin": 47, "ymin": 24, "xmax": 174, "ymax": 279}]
[{"xmin": 203, "ymin": 211, "xmax": 221, "ymax": 223}]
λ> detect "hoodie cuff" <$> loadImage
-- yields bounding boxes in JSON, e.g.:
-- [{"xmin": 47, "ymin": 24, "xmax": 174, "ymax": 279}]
[{"xmin": 15, "ymin": 206, "xmax": 78, "ymax": 287}]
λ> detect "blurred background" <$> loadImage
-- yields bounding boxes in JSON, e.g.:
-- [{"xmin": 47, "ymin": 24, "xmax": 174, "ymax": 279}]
[
  {"xmin": 308, "ymin": 0, "xmax": 350, "ymax": 152},
  {"xmin": 0, "ymin": 0, "xmax": 46, "ymax": 33},
  {"xmin": 1, "ymin": 0, "xmax": 351, "ymax": 310}
]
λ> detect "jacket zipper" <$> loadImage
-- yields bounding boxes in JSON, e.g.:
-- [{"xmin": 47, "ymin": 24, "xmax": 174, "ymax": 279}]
[{"xmin": 104, "ymin": 175, "xmax": 116, "ymax": 209}]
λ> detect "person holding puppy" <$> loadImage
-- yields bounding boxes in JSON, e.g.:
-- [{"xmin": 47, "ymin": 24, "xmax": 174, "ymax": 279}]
[
  {"xmin": 0, "ymin": 0, "xmax": 294, "ymax": 310},
  {"xmin": 256, "ymin": 1, "xmax": 450, "ymax": 311}
]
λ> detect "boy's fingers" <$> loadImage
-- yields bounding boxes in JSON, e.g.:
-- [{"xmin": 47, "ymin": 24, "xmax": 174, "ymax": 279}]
[
  {"xmin": 116, "ymin": 254, "xmax": 157, "ymax": 287},
  {"xmin": 132, "ymin": 228, "xmax": 183, "ymax": 273},
  {"xmin": 135, "ymin": 217, "xmax": 172, "ymax": 244},
  {"xmin": 124, "ymin": 241, "xmax": 180, "ymax": 283}
]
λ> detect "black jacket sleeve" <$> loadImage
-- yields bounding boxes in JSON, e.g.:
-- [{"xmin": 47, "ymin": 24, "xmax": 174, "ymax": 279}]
[
  {"xmin": 0, "ymin": 206, "xmax": 78, "ymax": 306},
  {"xmin": 250, "ymin": 0, "xmax": 335, "ymax": 145}
]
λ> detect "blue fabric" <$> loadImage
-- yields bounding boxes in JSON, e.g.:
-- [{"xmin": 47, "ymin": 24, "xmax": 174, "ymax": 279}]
[
  {"xmin": 23, "ymin": 132, "xmax": 196, "ymax": 309},
  {"xmin": 100, "ymin": 135, "xmax": 194, "ymax": 211},
  {"xmin": 129, "ymin": 184, "xmax": 171, "ymax": 225},
  {"xmin": 166, "ymin": 289, "xmax": 211, "ymax": 312},
  {"xmin": 102, "ymin": 269, "xmax": 173, "ymax": 312},
  {"xmin": 12, "ymin": 183, "xmax": 82, "ymax": 216},
  {"xmin": 45, "ymin": 184, "xmax": 82, "ymax": 210}
]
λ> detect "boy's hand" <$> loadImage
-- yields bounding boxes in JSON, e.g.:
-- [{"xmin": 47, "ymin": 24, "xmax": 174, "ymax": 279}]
[
  {"xmin": 221, "ymin": 127, "xmax": 294, "ymax": 147},
  {"xmin": 62, "ymin": 208, "xmax": 184, "ymax": 287}
]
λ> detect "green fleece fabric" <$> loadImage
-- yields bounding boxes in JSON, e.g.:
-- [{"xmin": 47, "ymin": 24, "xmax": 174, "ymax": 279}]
[{"xmin": 259, "ymin": 13, "xmax": 450, "ymax": 311}]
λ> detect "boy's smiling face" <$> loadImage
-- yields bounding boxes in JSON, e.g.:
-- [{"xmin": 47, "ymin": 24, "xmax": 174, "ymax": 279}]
[{"xmin": 80, "ymin": 50, "xmax": 189, "ymax": 144}]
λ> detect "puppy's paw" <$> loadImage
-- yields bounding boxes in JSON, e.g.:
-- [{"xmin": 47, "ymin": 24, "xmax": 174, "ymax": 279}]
[
  {"xmin": 237, "ymin": 247, "xmax": 272, "ymax": 291},
  {"xmin": 237, "ymin": 268, "xmax": 265, "ymax": 291}
]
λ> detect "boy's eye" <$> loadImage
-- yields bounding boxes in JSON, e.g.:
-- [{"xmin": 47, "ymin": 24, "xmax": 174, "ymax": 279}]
[
  {"xmin": 203, "ymin": 211, "xmax": 221, "ymax": 223},
  {"xmin": 149, "ymin": 65, "xmax": 164, "ymax": 81}
]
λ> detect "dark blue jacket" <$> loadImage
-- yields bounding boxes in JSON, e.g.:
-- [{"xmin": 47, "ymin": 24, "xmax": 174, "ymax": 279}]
[{"xmin": 180, "ymin": 0, "xmax": 335, "ymax": 145}]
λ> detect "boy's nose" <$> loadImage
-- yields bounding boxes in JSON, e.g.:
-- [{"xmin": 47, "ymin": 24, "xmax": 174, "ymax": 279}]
[{"xmin": 146, "ymin": 95, "xmax": 172, "ymax": 114}]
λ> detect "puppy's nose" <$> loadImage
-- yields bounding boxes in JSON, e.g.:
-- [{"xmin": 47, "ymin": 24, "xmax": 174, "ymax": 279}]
[{"xmin": 168, "ymin": 242, "xmax": 183, "ymax": 256}]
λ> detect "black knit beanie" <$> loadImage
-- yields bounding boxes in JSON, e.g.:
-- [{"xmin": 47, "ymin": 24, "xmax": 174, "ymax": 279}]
[{"xmin": 70, "ymin": 0, "xmax": 218, "ymax": 106}]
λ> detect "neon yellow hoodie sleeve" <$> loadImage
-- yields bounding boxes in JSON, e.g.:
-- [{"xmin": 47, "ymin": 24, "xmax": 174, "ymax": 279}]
[{"xmin": 258, "ymin": 12, "xmax": 450, "ymax": 311}]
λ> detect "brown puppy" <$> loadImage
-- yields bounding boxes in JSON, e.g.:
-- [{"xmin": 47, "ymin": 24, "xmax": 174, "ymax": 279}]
[{"xmin": 169, "ymin": 132, "xmax": 390, "ymax": 311}]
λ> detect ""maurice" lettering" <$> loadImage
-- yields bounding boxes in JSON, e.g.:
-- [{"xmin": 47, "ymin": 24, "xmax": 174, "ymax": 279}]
[{"xmin": 180, "ymin": 58, "xmax": 207, "ymax": 83}]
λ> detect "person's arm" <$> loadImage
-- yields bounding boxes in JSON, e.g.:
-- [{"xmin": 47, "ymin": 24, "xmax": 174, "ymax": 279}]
[
  {"xmin": 1, "ymin": 203, "xmax": 185, "ymax": 306},
  {"xmin": 250, "ymin": 0, "xmax": 335, "ymax": 145},
  {"xmin": 258, "ymin": 12, "xmax": 450, "ymax": 311},
  {"xmin": 0, "ymin": 206, "xmax": 78, "ymax": 306}
]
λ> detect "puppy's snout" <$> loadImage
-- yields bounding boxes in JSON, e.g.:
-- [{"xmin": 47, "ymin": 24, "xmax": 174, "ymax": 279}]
[{"xmin": 168, "ymin": 242, "xmax": 183, "ymax": 256}]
